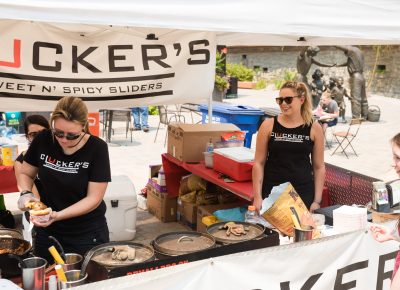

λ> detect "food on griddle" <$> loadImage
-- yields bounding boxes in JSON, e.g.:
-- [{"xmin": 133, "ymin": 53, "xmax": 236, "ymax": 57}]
[
  {"xmin": 219, "ymin": 222, "xmax": 249, "ymax": 236},
  {"xmin": 0, "ymin": 242, "xmax": 25, "ymax": 255}
]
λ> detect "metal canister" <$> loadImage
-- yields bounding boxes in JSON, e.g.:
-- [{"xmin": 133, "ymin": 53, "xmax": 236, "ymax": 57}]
[{"xmin": 1, "ymin": 145, "xmax": 18, "ymax": 166}]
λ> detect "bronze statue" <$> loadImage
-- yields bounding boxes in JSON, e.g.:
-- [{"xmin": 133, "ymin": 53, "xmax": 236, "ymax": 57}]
[
  {"xmin": 310, "ymin": 69, "xmax": 327, "ymax": 108},
  {"xmin": 329, "ymin": 76, "xmax": 351, "ymax": 123},
  {"xmin": 296, "ymin": 46, "xmax": 334, "ymax": 86},
  {"xmin": 335, "ymin": 46, "xmax": 369, "ymax": 119}
]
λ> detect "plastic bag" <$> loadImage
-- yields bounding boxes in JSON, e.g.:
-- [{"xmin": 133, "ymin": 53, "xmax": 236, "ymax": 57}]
[{"xmin": 213, "ymin": 206, "xmax": 247, "ymax": 222}]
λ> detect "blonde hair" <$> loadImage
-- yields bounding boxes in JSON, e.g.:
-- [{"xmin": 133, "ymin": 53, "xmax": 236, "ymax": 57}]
[
  {"xmin": 280, "ymin": 81, "xmax": 314, "ymax": 126},
  {"xmin": 392, "ymin": 133, "xmax": 400, "ymax": 148},
  {"xmin": 50, "ymin": 96, "xmax": 89, "ymax": 133},
  {"xmin": 321, "ymin": 91, "xmax": 332, "ymax": 100}
]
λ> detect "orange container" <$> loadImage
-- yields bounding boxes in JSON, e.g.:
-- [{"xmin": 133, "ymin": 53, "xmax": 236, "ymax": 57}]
[{"xmin": 88, "ymin": 112, "xmax": 100, "ymax": 137}]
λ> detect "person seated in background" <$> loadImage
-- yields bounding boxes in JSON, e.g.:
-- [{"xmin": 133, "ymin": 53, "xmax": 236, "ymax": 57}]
[
  {"xmin": 131, "ymin": 106, "xmax": 149, "ymax": 132},
  {"xmin": 313, "ymin": 91, "xmax": 339, "ymax": 131}
]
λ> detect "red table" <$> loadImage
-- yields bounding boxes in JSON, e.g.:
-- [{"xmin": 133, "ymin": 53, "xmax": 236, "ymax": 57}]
[
  {"xmin": 0, "ymin": 165, "xmax": 18, "ymax": 193},
  {"xmin": 162, "ymin": 153, "xmax": 253, "ymax": 201}
]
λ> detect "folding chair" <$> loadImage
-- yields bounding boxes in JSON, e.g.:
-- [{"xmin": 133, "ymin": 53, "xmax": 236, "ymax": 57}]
[
  {"xmin": 330, "ymin": 118, "xmax": 362, "ymax": 158},
  {"xmin": 154, "ymin": 105, "xmax": 185, "ymax": 146}
]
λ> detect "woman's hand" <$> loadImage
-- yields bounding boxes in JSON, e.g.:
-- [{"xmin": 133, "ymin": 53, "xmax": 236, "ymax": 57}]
[
  {"xmin": 253, "ymin": 194, "xmax": 263, "ymax": 213},
  {"xmin": 309, "ymin": 201, "xmax": 320, "ymax": 213},
  {"xmin": 370, "ymin": 225, "xmax": 394, "ymax": 243},
  {"xmin": 30, "ymin": 211, "xmax": 58, "ymax": 228}
]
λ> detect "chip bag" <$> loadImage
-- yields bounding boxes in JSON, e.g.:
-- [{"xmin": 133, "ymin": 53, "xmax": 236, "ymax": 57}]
[{"xmin": 262, "ymin": 182, "xmax": 310, "ymax": 237}]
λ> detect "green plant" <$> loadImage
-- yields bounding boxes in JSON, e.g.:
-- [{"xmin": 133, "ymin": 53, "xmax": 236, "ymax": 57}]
[
  {"xmin": 148, "ymin": 105, "xmax": 158, "ymax": 115},
  {"xmin": 255, "ymin": 79, "xmax": 267, "ymax": 90},
  {"xmin": 273, "ymin": 69, "xmax": 297, "ymax": 89},
  {"xmin": 215, "ymin": 51, "xmax": 226, "ymax": 76},
  {"xmin": 226, "ymin": 63, "xmax": 255, "ymax": 81},
  {"xmin": 215, "ymin": 75, "xmax": 229, "ymax": 91}
]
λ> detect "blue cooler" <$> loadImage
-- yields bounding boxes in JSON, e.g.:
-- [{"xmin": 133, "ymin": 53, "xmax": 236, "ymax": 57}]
[{"xmin": 199, "ymin": 103, "xmax": 264, "ymax": 148}]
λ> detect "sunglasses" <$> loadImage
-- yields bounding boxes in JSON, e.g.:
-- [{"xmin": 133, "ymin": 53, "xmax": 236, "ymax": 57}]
[
  {"xmin": 52, "ymin": 129, "xmax": 82, "ymax": 140},
  {"xmin": 27, "ymin": 131, "xmax": 43, "ymax": 140},
  {"xmin": 275, "ymin": 96, "xmax": 298, "ymax": 105}
]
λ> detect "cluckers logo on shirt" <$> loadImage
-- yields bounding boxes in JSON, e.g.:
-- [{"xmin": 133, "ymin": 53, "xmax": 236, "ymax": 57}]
[
  {"xmin": 40, "ymin": 154, "xmax": 89, "ymax": 174},
  {"xmin": 271, "ymin": 132, "xmax": 310, "ymax": 143}
]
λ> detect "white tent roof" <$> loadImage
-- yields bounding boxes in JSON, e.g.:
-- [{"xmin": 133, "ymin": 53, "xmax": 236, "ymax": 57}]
[{"xmin": 0, "ymin": 0, "xmax": 400, "ymax": 45}]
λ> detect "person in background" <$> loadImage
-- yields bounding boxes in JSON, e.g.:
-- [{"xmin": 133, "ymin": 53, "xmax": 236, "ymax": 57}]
[
  {"xmin": 17, "ymin": 96, "xmax": 111, "ymax": 262},
  {"xmin": 370, "ymin": 133, "xmax": 400, "ymax": 290},
  {"xmin": 131, "ymin": 106, "xmax": 149, "ymax": 132},
  {"xmin": 252, "ymin": 81, "xmax": 325, "ymax": 212},
  {"xmin": 315, "ymin": 92, "xmax": 339, "ymax": 131},
  {"xmin": 14, "ymin": 115, "xmax": 50, "ymax": 196},
  {"xmin": 330, "ymin": 77, "xmax": 351, "ymax": 123}
]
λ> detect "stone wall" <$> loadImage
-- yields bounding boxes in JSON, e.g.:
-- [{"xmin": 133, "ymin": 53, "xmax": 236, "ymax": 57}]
[{"xmin": 226, "ymin": 46, "xmax": 400, "ymax": 99}]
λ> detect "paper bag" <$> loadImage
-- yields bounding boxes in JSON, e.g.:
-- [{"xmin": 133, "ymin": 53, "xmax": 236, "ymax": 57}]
[{"xmin": 262, "ymin": 183, "xmax": 309, "ymax": 237}]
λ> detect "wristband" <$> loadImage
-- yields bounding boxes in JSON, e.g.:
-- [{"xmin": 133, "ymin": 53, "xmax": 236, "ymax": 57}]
[
  {"xmin": 20, "ymin": 190, "xmax": 33, "ymax": 197},
  {"xmin": 313, "ymin": 200, "xmax": 321, "ymax": 205}
]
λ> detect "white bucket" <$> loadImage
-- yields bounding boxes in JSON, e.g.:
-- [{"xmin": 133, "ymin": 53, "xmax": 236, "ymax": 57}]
[{"xmin": 203, "ymin": 152, "xmax": 214, "ymax": 168}]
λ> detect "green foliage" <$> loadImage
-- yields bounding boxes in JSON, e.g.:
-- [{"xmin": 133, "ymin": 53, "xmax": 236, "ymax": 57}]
[
  {"xmin": 255, "ymin": 79, "xmax": 267, "ymax": 90},
  {"xmin": 273, "ymin": 69, "xmax": 297, "ymax": 89},
  {"xmin": 226, "ymin": 63, "xmax": 255, "ymax": 81},
  {"xmin": 215, "ymin": 51, "xmax": 226, "ymax": 76},
  {"xmin": 215, "ymin": 75, "xmax": 229, "ymax": 91},
  {"xmin": 148, "ymin": 105, "xmax": 158, "ymax": 115}
]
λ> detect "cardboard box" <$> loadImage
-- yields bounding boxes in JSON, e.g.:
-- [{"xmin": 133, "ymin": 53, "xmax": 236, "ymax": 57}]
[
  {"xmin": 148, "ymin": 164, "xmax": 167, "ymax": 192},
  {"xmin": 167, "ymin": 123, "xmax": 240, "ymax": 162},
  {"xmin": 196, "ymin": 201, "xmax": 248, "ymax": 233},
  {"xmin": 147, "ymin": 183, "xmax": 177, "ymax": 222},
  {"xmin": 177, "ymin": 199, "xmax": 197, "ymax": 224}
]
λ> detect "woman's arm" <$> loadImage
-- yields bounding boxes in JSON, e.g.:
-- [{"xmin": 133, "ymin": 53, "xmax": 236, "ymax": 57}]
[
  {"xmin": 310, "ymin": 121, "xmax": 325, "ymax": 212},
  {"xmin": 252, "ymin": 118, "xmax": 273, "ymax": 212},
  {"xmin": 14, "ymin": 153, "xmax": 40, "ymax": 199},
  {"xmin": 19, "ymin": 161, "xmax": 38, "ymax": 192},
  {"xmin": 33, "ymin": 181, "xmax": 108, "ymax": 226}
]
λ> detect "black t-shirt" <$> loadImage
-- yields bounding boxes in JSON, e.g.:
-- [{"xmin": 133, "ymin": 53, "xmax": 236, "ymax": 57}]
[{"xmin": 24, "ymin": 130, "xmax": 111, "ymax": 235}]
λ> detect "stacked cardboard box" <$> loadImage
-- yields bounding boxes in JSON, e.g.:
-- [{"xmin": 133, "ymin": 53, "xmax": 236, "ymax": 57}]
[{"xmin": 146, "ymin": 165, "xmax": 177, "ymax": 222}]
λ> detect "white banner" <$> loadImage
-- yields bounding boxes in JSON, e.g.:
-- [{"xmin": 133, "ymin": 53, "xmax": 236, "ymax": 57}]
[
  {"xmin": 0, "ymin": 20, "xmax": 215, "ymax": 111},
  {"xmin": 76, "ymin": 230, "xmax": 398, "ymax": 290}
]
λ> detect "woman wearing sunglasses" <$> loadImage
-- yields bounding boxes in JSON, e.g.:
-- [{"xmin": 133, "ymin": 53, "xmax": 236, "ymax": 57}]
[
  {"xmin": 252, "ymin": 81, "xmax": 325, "ymax": 212},
  {"xmin": 17, "ymin": 96, "xmax": 111, "ymax": 262}
]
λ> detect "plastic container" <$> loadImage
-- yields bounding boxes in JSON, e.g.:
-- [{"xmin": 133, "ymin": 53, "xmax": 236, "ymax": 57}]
[
  {"xmin": 213, "ymin": 147, "xmax": 254, "ymax": 182},
  {"xmin": 206, "ymin": 138, "xmax": 214, "ymax": 153},
  {"xmin": 203, "ymin": 151, "xmax": 214, "ymax": 168},
  {"xmin": 199, "ymin": 103, "xmax": 264, "ymax": 148},
  {"xmin": 104, "ymin": 175, "xmax": 137, "ymax": 241},
  {"xmin": 244, "ymin": 205, "xmax": 258, "ymax": 224}
]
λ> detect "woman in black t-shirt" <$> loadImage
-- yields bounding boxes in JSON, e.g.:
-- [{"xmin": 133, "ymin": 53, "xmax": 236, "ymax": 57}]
[
  {"xmin": 17, "ymin": 96, "xmax": 111, "ymax": 262},
  {"xmin": 252, "ymin": 81, "xmax": 325, "ymax": 212}
]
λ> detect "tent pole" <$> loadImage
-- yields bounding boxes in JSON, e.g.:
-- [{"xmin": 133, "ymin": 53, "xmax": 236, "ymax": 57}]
[{"xmin": 208, "ymin": 92, "xmax": 212, "ymax": 124}]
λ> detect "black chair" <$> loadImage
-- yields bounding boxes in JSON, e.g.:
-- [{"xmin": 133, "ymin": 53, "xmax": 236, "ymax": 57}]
[
  {"xmin": 154, "ymin": 106, "xmax": 185, "ymax": 146},
  {"xmin": 101, "ymin": 109, "xmax": 133, "ymax": 142},
  {"xmin": 331, "ymin": 118, "xmax": 362, "ymax": 158}
]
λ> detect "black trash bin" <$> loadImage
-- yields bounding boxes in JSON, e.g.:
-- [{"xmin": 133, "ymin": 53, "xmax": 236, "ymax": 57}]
[{"xmin": 226, "ymin": 77, "xmax": 238, "ymax": 99}]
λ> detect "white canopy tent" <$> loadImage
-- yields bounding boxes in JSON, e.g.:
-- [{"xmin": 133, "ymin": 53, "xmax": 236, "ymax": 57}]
[{"xmin": 0, "ymin": 0, "xmax": 399, "ymax": 111}]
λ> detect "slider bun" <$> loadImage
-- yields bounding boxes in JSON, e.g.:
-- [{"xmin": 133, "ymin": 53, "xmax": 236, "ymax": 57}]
[
  {"xmin": 25, "ymin": 201, "xmax": 47, "ymax": 211},
  {"xmin": 30, "ymin": 207, "xmax": 52, "ymax": 216}
]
